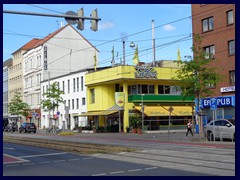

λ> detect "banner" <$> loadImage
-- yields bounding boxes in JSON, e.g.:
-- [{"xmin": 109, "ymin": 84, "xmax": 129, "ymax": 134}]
[{"xmin": 115, "ymin": 92, "xmax": 125, "ymax": 107}]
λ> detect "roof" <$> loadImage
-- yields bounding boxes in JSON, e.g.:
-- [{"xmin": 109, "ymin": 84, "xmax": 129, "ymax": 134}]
[
  {"xmin": 12, "ymin": 38, "xmax": 42, "ymax": 55},
  {"xmin": 3, "ymin": 58, "xmax": 13, "ymax": 67}
]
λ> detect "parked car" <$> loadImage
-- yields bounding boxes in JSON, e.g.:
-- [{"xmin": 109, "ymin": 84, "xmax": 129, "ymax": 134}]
[
  {"xmin": 19, "ymin": 122, "xmax": 37, "ymax": 133},
  {"xmin": 3, "ymin": 123, "xmax": 18, "ymax": 132},
  {"xmin": 204, "ymin": 119, "xmax": 235, "ymax": 141}
]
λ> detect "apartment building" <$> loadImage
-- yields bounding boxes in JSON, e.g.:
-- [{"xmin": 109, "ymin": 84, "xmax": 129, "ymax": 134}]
[
  {"xmin": 41, "ymin": 70, "xmax": 87, "ymax": 129},
  {"xmin": 191, "ymin": 4, "xmax": 235, "ymax": 119},
  {"xmin": 3, "ymin": 58, "xmax": 13, "ymax": 124},
  {"xmin": 22, "ymin": 24, "xmax": 98, "ymax": 124}
]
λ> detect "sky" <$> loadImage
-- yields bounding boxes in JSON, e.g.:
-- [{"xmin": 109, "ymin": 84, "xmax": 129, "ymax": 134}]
[{"xmin": 3, "ymin": 4, "xmax": 193, "ymax": 67}]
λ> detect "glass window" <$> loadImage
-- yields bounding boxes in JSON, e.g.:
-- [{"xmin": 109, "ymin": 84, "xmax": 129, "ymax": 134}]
[
  {"xmin": 228, "ymin": 40, "xmax": 235, "ymax": 55},
  {"xmin": 72, "ymin": 99, "xmax": 74, "ymax": 109},
  {"xmin": 227, "ymin": 10, "xmax": 234, "ymax": 25},
  {"xmin": 149, "ymin": 85, "xmax": 154, "ymax": 94},
  {"xmin": 132, "ymin": 85, "xmax": 137, "ymax": 94},
  {"xmin": 68, "ymin": 80, "xmax": 70, "ymax": 93},
  {"xmin": 81, "ymin": 76, "xmax": 84, "ymax": 91},
  {"xmin": 77, "ymin": 77, "xmax": 79, "ymax": 92},
  {"xmin": 62, "ymin": 81, "xmax": 65, "ymax": 93},
  {"xmin": 90, "ymin": 89, "xmax": 95, "ymax": 104},
  {"xmin": 76, "ymin": 98, "xmax": 79, "ymax": 109},
  {"xmin": 158, "ymin": 85, "xmax": 164, "ymax": 94},
  {"xmin": 73, "ymin": 78, "xmax": 76, "ymax": 92},
  {"xmin": 165, "ymin": 86, "xmax": 170, "ymax": 94},
  {"xmin": 202, "ymin": 17, "xmax": 214, "ymax": 32},
  {"xmin": 204, "ymin": 45, "xmax": 215, "ymax": 59},
  {"xmin": 82, "ymin": 97, "xmax": 86, "ymax": 105},
  {"xmin": 229, "ymin": 71, "xmax": 235, "ymax": 85}
]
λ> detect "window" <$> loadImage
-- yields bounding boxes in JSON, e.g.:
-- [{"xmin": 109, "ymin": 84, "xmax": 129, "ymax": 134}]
[
  {"xmin": 68, "ymin": 100, "xmax": 70, "ymax": 109},
  {"xmin": 73, "ymin": 78, "xmax": 76, "ymax": 92},
  {"xmin": 81, "ymin": 76, "xmax": 84, "ymax": 91},
  {"xmin": 128, "ymin": 84, "xmax": 155, "ymax": 95},
  {"xmin": 42, "ymin": 86, "xmax": 45, "ymax": 97},
  {"xmin": 62, "ymin": 81, "xmax": 65, "ymax": 93},
  {"xmin": 77, "ymin": 77, "xmax": 79, "ymax": 92},
  {"xmin": 202, "ymin": 17, "xmax": 214, "ymax": 32},
  {"xmin": 204, "ymin": 45, "xmax": 215, "ymax": 59},
  {"xmin": 90, "ymin": 89, "xmax": 95, "ymax": 104},
  {"xmin": 229, "ymin": 71, "xmax": 235, "ymax": 85},
  {"xmin": 82, "ymin": 98, "xmax": 86, "ymax": 105},
  {"xmin": 76, "ymin": 98, "xmax": 79, "ymax": 109},
  {"xmin": 72, "ymin": 99, "xmax": 74, "ymax": 109},
  {"xmin": 228, "ymin": 40, "xmax": 235, "ymax": 55},
  {"xmin": 158, "ymin": 85, "xmax": 181, "ymax": 94},
  {"xmin": 68, "ymin": 80, "xmax": 70, "ymax": 93},
  {"xmin": 227, "ymin": 10, "xmax": 234, "ymax": 25}
]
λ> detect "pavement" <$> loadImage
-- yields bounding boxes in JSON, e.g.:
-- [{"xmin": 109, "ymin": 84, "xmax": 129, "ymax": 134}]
[{"xmin": 5, "ymin": 128, "xmax": 235, "ymax": 147}]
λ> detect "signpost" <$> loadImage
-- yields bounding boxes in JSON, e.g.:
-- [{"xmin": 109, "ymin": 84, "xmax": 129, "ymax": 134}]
[
  {"xmin": 168, "ymin": 106, "xmax": 174, "ymax": 141},
  {"xmin": 210, "ymin": 98, "xmax": 217, "ymax": 141}
]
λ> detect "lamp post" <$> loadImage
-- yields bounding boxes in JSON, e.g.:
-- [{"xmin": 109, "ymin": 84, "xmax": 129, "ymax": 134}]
[{"xmin": 141, "ymin": 94, "xmax": 145, "ymax": 133}]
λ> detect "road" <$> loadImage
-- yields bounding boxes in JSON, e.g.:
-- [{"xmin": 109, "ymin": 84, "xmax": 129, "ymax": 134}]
[{"xmin": 3, "ymin": 132, "xmax": 235, "ymax": 176}]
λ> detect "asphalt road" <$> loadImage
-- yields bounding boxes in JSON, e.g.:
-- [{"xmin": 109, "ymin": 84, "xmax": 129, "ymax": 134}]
[
  {"xmin": 3, "ymin": 132, "xmax": 235, "ymax": 176},
  {"xmin": 4, "ymin": 142, "xmax": 216, "ymax": 176}
]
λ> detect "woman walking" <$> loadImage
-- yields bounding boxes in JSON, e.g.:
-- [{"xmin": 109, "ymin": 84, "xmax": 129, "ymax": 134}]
[{"xmin": 186, "ymin": 119, "xmax": 194, "ymax": 138}]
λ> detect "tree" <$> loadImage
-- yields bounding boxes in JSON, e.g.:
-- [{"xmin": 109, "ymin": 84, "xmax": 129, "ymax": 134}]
[
  {"xmin": 8, "ymin": 92, "xmax": 30, "ymax": 124},
  {"xmin": 41, "ymin": 82, "xmax": 64, "ymax": 127},
  {"xmin": 173, "ymin": 34, "xmax": 223, "ymax": 139}
]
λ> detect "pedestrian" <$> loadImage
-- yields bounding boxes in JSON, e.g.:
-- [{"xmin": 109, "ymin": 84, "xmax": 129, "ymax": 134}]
[
  {"xmin": 186, "ymin": 119, "xmax": 194, "ymax": 138},
  {"xmin": 9, "ymin": 123, "xmax": 13, "ymax": 133}
]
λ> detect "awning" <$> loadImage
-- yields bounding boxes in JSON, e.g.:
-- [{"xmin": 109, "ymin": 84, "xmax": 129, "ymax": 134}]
[
  {"xmin": 135, "ymin": 106, "xmax": 169, "ymax": 116},
  {"xmin": 134, "ymin": 106, "xmax": 193, "ymax": 116},
  {"xmin": 78, "ymin": 110, "xmax": 118, "ymax": 116},
  {"xmin": 162, "ymin": 106, "xmax": 193, "ymax": 116}
]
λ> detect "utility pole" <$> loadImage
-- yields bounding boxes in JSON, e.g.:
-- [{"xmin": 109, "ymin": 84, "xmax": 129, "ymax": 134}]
[
  {"xmin": 123, "ymin": 40, "xmax": 126, "ymax": 65},
  {"xmin": 152, "ymin": 20, "xmax": 156, "ymax": 67}
]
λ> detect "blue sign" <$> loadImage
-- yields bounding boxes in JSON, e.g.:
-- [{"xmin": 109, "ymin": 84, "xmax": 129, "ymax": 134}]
[
  {"xmin": 210, "ymin": 98, "xmax": 217, "ymax": 110},
  {"xmin": 57, "ymin": 111, "xmax": 60, "ymax": 115},
  {"xmin": 201, "ymin": 96, "xmax": 235, "ymax": 108}
]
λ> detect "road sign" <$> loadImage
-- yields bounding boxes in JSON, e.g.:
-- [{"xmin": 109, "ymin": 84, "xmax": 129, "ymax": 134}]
[
  {"xmin": 57, "ymin": 111, "xmax": 60, "ymax": 115},
  {"xmin": 210, "ymin": 98, "xmax": 217, "ymax": 110}
]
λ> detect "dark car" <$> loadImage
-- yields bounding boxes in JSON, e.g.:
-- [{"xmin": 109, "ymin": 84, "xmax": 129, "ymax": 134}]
[{"xmin": 19, "ymin": 122, "xmax": 37, "ymax": 133}]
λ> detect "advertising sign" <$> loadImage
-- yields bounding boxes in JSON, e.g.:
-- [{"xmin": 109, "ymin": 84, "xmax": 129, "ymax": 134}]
[
  {"xmin": 135, "ymin": 65, "xmax": 157, "ymax": 78},
  {"xmin": 115, "ymin": 92, "xmax": 125, "ymax": 107},
  {"xmin": 201, "ymin": 96, "xmax": 235, "ymax": 108}
]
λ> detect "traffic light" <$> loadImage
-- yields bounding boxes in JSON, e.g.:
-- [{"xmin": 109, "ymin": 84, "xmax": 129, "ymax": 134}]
[
  {"xmin": 77, "ymin": 8, "xmax": 84, "ymax": 30},
  {"xmin": 90, "ymin": 9, "xmax": 98, "ymax": 31}
]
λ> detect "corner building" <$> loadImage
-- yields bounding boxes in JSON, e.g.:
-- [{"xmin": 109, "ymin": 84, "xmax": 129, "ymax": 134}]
[
  {"xmin": 192, "ymin": 4, "xmax": 235, "ymax": 119},
  {"xmin": 81, "ymin": 64, "xmax": 194, "ymax": 133}
]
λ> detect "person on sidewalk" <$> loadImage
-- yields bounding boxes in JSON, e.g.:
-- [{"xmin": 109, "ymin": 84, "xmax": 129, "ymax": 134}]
[{"xmin": 186, "ymin": 119, "xmax": 194, "ymax": 138}]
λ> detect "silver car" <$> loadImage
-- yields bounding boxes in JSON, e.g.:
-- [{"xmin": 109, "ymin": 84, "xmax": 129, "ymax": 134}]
[{"xmin": 204, "ymin": 119, "xmax": 235, "ymax": 141}]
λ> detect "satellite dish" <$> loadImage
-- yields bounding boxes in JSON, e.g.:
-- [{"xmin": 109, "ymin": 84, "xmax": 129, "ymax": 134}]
[{"xmin": 65, "ymin": 11, "xmax": 77, "ymax": 25}]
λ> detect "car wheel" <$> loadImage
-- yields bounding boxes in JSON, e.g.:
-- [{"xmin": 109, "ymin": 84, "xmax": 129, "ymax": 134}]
[{"xmin": 34, "ymin": 131, "xmax": 36, "ymax": 133}]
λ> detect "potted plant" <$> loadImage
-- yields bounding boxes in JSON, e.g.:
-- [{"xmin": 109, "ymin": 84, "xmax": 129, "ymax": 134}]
[{"xmin": 129, "ymin": 115, "xmax": 140, "ymax": 133}]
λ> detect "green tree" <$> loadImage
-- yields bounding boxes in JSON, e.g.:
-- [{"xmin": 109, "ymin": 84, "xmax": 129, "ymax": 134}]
[
  {"xmin": 8, "ymin": 92, "xmax": 30, "ymax": 123},
  {"xmin": 41, "ymin": 82, "xmax": 64, "ymax": 126},
  {"xmin": 174, "ymin": 34, "xmax": 223, "ymax": 138}
]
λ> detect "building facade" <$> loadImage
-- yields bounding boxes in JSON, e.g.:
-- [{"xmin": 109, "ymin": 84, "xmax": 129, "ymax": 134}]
[
  {"xmin": 81, "ymin": 63, "xmax": 194, "ymax": 133},
  {"xmin": 192, "ymin": 4, "xmax": 235, "ymax": 120},
  {"xmin": 22, "ymin": 24, "xmax": 98, "ymax": 125},
  {"xmin": 41, "ymin": 70, "xmax": 87, "ymax": 130},
  {"xmin": 3, "ymin": 58, "xmax": 13, "ymax": 124}
]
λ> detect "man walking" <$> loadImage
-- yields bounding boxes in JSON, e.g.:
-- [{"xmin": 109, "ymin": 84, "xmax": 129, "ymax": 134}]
[{"xmin": 186, "ymin": 119, "xmax": 194, "ymax": 138}]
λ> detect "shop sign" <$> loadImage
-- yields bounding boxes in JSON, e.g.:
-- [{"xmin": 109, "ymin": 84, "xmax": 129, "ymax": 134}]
[
  {"xmin": 135, "ymin": 65, "xmax": 157, "ymax": 78},
  {"xmin": 115, "ymin": 92, "xmax": 125, "ymax": 107},
  {"xmin": 201, "ymin": 96, "xmax": 235, "ymax": 108},
  {"xmin": 220, "ymin": 86, "xmax": 235, "ymax": 92},
  {"xmin": 44, "ymin": 46, "xmax": 48, "ymax": 70}
]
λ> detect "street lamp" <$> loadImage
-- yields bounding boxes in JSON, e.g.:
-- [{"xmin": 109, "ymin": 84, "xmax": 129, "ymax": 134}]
[{"xmin": 141, "ymin": 94, "xmax": 145, "ymax": 133}]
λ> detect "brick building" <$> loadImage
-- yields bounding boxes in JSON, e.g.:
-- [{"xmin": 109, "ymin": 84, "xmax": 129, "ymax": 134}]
[{"xmin": 191, "ymin": 4, "xmax": 235, "ymax": 119}]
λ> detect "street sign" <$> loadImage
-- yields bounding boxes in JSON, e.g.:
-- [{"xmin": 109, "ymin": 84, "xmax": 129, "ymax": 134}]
[
  {"xmin": 210, "ymin": 98, "xmax": 217, "ymax": 110},
  {"xmin": 57, "ymin": 111, "xmax": 60, "ymax": 115}
]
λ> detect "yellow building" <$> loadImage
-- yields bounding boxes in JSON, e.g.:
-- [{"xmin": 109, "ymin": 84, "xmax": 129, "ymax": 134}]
[{"xmin": 80, "ymin": 64, "xmax": 194, "ymax": 133}]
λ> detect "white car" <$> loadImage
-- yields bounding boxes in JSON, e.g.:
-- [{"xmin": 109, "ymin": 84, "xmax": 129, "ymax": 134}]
[{"xmin": 204, "ymin": 119, "xmax": 235, "ymax": 141}]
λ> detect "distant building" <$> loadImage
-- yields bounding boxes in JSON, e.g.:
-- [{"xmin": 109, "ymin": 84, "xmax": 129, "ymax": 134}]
[
  {"xmin": 3, "ymin": 58, "xmax": 13, "ymax": 123},
  {"xmin": 22, "ymin": 24, "xmax": 98, "ymax": 125},
  {"xmin": 192, "ymin": 4, "xmax": 235, "ymax": 119}
]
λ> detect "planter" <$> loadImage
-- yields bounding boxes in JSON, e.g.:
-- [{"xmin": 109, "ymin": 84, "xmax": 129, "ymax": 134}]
[
  {"xmin": 137, "ymin": 129, "xmax": 142, "ymax": 134},
  {"xmin": 132, "ymin": 129, "xmax": 137, "ymax": 133}
]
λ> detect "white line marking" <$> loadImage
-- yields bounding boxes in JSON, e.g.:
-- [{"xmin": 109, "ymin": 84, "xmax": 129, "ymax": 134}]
[
  {"xmin": 54, "ymin": 160, "xmax": 66, "ymax": 163},
  {"xmin": 3, "ymin": 147, "xmax": 15, "ymax": 150},
  {"xmin": 68, "ymin": 159, "xmax": 79, "ymax": 161},
  {"xmin": 22, "ymin": 163, "xmax": 35, "ymax": 166},
  {"xmin": 145, "ymin": 167, "xmax": 158, "ymax": 170},
  {"xmin": 39, "ymin": 161, "xmax": 51, "ymax": 164},
  {"xmin": 6, "ymin": 164, "xmax": 20, "ymax": 167},
  {"xmin": 91, "ymin": 173, "xmax": 107, "ymax": 176},
  {"xmin": 19, "ymin": 152, "xmax": 67, "ymax": 158},
  {"xmin": 82, "ymin": 157, "xmax": 94, "ymax": 160},
  {"xmin": 110, "ymin": 171, "xmax": 125, "ymax": 174},
  {"xmin": 128, "ymin": 169, "xmax": 142, "ymax": 172}
]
